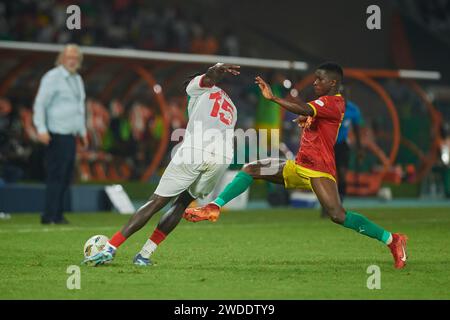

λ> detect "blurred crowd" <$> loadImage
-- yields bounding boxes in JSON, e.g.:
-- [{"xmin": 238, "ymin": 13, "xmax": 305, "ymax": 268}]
[
  {"xmin": 0, "ymin": 95, "xmax": 189, "ymax": 183},
  {"xmin": 0, "ymin": 71, "xmax": 296, "ymax": 183},
  {"xmin": 0, "ymin": 0, "xmax": 240, "ymax": 55},
  {"xmin": 0, "ymin": 0, "xmax": 448, "ymax": 195},
  {"xmin": 0, "ymin": 98, "xmax": 32, "ymax": 185},
  {"xmin": 416, "ymin": 0, "xmax": 450, "ymax": 36},
  {"xmin": 398, "ymin": 0, "xmax": 450, "ymax": 43}
]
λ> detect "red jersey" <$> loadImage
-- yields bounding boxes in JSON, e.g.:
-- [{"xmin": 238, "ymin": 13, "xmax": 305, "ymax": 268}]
[{"xmin": 295, "ymin": 94, "xmax": 345, "ymax": 179}]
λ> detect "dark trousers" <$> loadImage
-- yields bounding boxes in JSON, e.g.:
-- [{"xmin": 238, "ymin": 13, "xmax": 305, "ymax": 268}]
[{"xmin": 42, "ymin": 133, "xmax": 76, "ymax": 222}]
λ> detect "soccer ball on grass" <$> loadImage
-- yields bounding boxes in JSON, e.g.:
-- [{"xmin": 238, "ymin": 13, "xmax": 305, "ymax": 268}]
[{"xmin": 83, "ymin": 235, "xmax": 109, "ymax": 259}]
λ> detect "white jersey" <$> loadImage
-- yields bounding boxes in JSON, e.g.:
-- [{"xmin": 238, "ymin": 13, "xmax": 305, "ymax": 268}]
[
  {"xmin": 178, "ymin": 74, "xmax": 237, "ymax": 161},
  {"xmin": 154, "ymin": 74, "xmax": 237, "ymax": 199}
]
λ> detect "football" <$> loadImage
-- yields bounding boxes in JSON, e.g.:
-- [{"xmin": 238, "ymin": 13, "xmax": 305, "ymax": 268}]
[{"xmin": 83, "ymin": 235, "xmax": 109, "ymax": 259}]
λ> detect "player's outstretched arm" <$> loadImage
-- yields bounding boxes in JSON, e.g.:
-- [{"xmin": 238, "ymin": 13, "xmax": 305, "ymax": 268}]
[
  {"xmin": 202, "ymin": 63, "xmax": 240, "ymax": 87},
  {"xmin": 255, "ymin": 76, "xmax": 314, "ymax": 116}
]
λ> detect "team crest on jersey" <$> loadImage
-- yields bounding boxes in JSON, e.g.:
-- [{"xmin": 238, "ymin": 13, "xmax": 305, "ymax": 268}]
[{"xmin": 314, "ymin": 99, "xmax": 325, "ymax": 107}]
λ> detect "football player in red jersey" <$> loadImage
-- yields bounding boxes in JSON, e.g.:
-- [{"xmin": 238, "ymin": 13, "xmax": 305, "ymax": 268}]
[{"xmin": 184, "ymin": 62, "xmax": 408, "ymax": 269}]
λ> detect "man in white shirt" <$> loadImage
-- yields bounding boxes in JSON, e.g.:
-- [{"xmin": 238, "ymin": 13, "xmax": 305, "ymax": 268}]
[
  {"xmin": 33, "ymin": 44, "xmax": 88, "ymax": 224},
  {"xmin": 83, "ymin": 63, "xmax": 240, "ymax": 266}
]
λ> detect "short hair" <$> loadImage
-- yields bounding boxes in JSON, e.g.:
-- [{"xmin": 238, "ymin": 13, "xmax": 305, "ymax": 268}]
[
  {"xmin": 317, "ymin": 62, "xmax": 343, "ymax": 82},
  {"xmin": 182, "ymin": 72, "xmax": 203, "ymax": 90},
  {"xmin": 55, "ymin": 44, "xmax": 83, "ymax": 70}
]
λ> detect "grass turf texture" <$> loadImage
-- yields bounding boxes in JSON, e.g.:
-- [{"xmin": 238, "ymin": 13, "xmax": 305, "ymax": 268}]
[{"xmin": 1, "ymin": 208, "xmax": 449, "ymax": 299}]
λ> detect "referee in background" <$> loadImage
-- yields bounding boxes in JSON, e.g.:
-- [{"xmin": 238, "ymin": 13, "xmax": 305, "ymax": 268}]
[
  {"xmin": 33, "ymin": 44, "xmax": 88, "ymax": 224},
  {"xmin": 321, "ymin": 88, "xmax": 363, "ymax": 217}
]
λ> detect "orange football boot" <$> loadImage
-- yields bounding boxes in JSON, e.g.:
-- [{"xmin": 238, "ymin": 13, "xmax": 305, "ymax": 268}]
[
  {"xmin": 183, "ymin": 203, "xmax": 221, "ymax": 222},
  {"xmin": 387, "ymin": 233, "xmax": 408, "ymax": 269}
]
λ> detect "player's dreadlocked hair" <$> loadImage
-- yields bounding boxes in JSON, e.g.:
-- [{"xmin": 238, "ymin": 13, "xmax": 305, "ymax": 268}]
[
  {"xmin": 182, "ymin": 72, "xmax": 203, "ymax": 90},
  {"xmin": 317, "ymin": 62, "xmax": 344, "ymax": 82}
]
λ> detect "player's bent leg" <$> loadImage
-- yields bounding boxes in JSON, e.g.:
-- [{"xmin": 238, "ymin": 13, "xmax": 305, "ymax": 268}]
[
  {"xmin": 134, "ymin": 191, "xmax": 195, "ymax": 266},
  {"xmin": 121, "ymin": 194, "xmax": 172, "ymax": 237},
  {"xmin": 310, "ymin": 177, "xmax": 346, "ymax": 224},
  {"xmin": 108, "ymin": 158, "xmax": 199, "ymax": 251},
  {"xmin": 311, "ymin": 177, "xmax": 408, "ymax": 269},
  {"xmin": 158, "ymin": 191, "xmax": 196, "ymax": 234},
  {"xmin": 183, "ymin": 159, "xmax": 285, "ymax": 223},
  {"xmin": 319, "ymin": 163, "xmax": 347, "ymax": 219},
  {"xmin": 242, "ymin": 158, "xmax": 286, "ymax": 184},
  {"xmin": 83, "ymin": 195, "xmax": 172, "ymax": 266}
]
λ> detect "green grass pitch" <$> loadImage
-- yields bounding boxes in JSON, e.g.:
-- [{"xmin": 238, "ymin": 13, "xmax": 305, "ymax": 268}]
[{"xmin": 1, "ymin": 208, "xmax": 449, "ymax": 299}]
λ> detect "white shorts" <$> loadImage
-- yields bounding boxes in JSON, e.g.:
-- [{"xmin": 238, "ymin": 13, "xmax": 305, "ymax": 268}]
[{"xmin": 154, "ymin": 151, "xmax": 229, "ymax": 199}]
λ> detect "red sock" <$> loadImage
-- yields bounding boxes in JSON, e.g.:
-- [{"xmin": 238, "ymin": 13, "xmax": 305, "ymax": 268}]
[
  {"xmin": 109, "ymin": 231, "xmax": 127, "ymax": 248},
  {"xmin": 149, "ymin": 228, "xmax": 166, "ymax": 245}
]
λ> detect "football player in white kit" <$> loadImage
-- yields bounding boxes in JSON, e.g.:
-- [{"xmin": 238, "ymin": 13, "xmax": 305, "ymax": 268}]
[{"xmin": 83, "ymin": 63, "xmax": 240, "ymax": 266}]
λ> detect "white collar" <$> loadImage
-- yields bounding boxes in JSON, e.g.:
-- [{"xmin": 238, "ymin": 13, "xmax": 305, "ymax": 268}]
[{"xmin": 59, "ymin": 65, "xmax": 76, "ymax": 78}]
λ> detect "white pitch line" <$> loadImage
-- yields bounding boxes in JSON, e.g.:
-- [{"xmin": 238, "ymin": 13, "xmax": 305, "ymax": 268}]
[
  {"xmin": 1, "ymin": 217, "xmax": 449, "ymax": 234},
  {"xmin": 0, "ymin": 222, "xmax": 295, "ymax": 234},
  {"xmin": 0, "ymin": 226, "xmax": 115, "ymax": 234}
]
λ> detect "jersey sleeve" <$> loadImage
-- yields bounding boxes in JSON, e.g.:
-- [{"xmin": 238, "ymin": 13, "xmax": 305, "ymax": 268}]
[
  {"xmin": 186, "ymin": 74, "xmax": 214, "ymax": 97},
  {"xmin": 307, "ymin": 96, "xmax": 341, "ymax": 121}
]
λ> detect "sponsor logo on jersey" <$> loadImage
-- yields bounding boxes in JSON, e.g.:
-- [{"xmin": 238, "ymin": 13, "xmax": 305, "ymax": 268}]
[{"xmin": 314, "ymin": 99, "xmax": 325, "ymax": 107}]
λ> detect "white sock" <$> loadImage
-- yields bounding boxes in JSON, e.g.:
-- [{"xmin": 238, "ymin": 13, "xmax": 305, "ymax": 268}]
[
  {"xmin": 385, "ymin": 234, "xmax": 393, "ymax": 245},
  {"xmin": 106, "ymin": 242, "xmax": 116, "ymax": 251},
  {"xmin": 139, "ymin": 240, "xmax": 158, "ymax": 259},
  {"xmin": 211, "ymin": 201, "xmax": 222, "ymax": 208}
]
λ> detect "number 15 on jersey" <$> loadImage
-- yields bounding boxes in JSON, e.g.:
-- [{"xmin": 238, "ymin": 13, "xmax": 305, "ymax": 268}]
[{"xmin": 209, "ymin": 91, "xmax": 235, "ymax": 126}]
